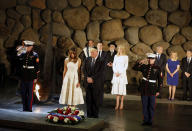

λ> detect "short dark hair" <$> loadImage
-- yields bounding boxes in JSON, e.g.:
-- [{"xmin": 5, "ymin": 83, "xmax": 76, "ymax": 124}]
[
  {"xmin": 97, "ymin": 42, "xmax": 103, "ymax": 45},
  {"xmin": 186, "ymin": 49, "xmax": 192, "ymax": 52}
]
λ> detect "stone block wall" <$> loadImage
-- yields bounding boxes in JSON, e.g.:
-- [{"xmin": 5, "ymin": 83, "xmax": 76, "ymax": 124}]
[{"xmin": 0, "ymin": 0, "xmax": 192, "ymax": 86}]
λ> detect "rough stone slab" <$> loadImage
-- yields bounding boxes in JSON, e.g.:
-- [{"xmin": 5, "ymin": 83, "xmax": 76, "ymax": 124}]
[{"xmin": 0, "ymin": 109, "xmax": 104, "ymax": 131}]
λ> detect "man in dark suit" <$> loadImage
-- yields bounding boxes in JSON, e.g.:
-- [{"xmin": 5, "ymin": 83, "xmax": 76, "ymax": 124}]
[
  {"xmin": 104, "ymin": 42, "xmax": 117, "ymax": 93},
  {"xmin": 181, "ymin": 49, "xmax": 192, "ymax": 100},
  {"xmin": 97, "ymin": 42, "xmax": 107, "ymax": 61},
  {"xmin": 79, "ymin": 40, "xmax": 95, "ymax": 61},
  {"xmin": 154, "ymin": 46, "xmax": 167, "ymax": 98},
  {"xmin": 83, "ymin": 47, "xmax": 105, "ymax": 118}
]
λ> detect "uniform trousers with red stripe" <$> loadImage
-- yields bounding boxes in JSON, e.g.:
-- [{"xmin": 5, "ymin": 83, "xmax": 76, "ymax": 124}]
[
  {"xmin": 21, "ymin": 81, "xmax": 34, "ymax": 111},
  {"xmin": 141, "ymin": 96, "xmax": 156, "ymax": 123}
]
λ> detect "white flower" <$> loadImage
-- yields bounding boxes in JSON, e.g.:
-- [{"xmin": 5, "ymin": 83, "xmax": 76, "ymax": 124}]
[
  {"xmin": 71, "ymin": 107, "xmax": 76, "ymax": 111},
  {"xmin": 64, "ymin": 118, "xmax": 69, "ymax": 123},
  {"xmin": 53, "ymin": 116, "xmax": 59, "ymax": 123},
  {"xmin": 73, "ymin": 117, "xmax": 78, "ymax": 122},
  {"xmin": 63, "ymin": 111, "xmax": 66, "ymax": 114},
  {"xmin": 78, "ymin": 111, "xmax": 85, "ymax": 116},
  {"xmin": 47, "ymin": 115, "xmax": 51, "ymax": 119},
  {"xmin": 63, "ymin": 106, "xmax": 67, "ymax": 111}
]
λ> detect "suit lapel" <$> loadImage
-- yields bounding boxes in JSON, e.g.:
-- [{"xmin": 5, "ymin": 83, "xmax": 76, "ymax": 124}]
[
  {"xmin": 88, "ymin": 57, "xmax": 92, "ymax": 71},
  {"xmin": 189, "ymin": 58, "xmax": 192, "ymax": 65},
  {"xmin": 93, "ymin": 58, "xmax": 100, "ymax": 71}
]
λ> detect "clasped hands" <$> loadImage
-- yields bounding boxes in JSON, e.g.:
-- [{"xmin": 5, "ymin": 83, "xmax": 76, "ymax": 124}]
[
  {"xmin": 185, "ymin": 72, "xmax": 191, "ymax": 78},
  {"xmin": 115, "ymin": 73, "xmax": 120, "ymax": 77},
  {"xmin": 169, "ymin": 73, "xmax": 175, "ymax": 78},
  {"xmin": 107, "ymin": 62, "xmax": 113, "ymax": 67},
  {"xmin": 87, "ymin": 77, "xmax": 94, "ymax": 83}
]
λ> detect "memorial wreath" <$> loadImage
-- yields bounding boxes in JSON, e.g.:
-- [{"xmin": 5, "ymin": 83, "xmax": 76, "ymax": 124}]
[{"xmin": 46, "ymin": 106, "xmax": 85, "ymax": 125}]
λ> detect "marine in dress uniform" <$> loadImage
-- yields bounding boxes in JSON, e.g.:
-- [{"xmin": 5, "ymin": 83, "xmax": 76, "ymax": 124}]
[
  {"xmin": 133, "ymin": 53, "xmax": 162, "ymax": 126},
  {"xmin": 17, "ymin": 40, "xmax": 40, "ymax": 112}
]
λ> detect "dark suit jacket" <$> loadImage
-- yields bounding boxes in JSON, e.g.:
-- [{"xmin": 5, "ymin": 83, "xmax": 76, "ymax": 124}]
[
  {"xmin": 98, "ymin": 51, "xmax": 107, "ymax": 61},
  {"xmin": 104, "ymin": 50, "xmax": 117, "ymax": 81},
  {"xmin": 83, "ymin": 57, "xmax": 105, "ymax": 90},
  {"xmin": 181, "ymin": 57, "xmax": 192, "ymax": 78},
  {"xmin": 155, "ymin": 53, "xmax": 167, "ymax": 76},
  {"xmin": 83, "ymin": 57, "xmax": 105, "ymax": 105}
]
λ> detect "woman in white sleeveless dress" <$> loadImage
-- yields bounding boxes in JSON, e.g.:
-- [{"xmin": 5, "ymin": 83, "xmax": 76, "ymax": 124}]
[
  {"xmin": 59, "ymin": 48, "xmax": 84, "ymax": 106},
  {"xmin": 111, "ymin": 44, "xmax": 129, "ymax": 110}
]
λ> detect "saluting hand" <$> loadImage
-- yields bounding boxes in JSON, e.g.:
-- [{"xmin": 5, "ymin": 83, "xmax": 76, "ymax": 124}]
[{"xmin": 139, "ymin": 59, "xmax": 148, "ymax": 65}]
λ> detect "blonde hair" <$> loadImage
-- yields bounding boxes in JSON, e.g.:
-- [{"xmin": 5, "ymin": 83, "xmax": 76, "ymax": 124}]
[
  {"xmin": 170, "ymin": 51, "xmax": 178, "ymax": 61},
  {"xmin": 117, "ymin": 44, "xmax": 126, "ymax": 56},
  {"xmin": 90, "ymin": 48, "xmax": 97, "ymax": 53}
]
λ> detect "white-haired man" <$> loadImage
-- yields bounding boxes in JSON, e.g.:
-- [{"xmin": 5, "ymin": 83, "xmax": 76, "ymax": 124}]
[{"xmin": 83, "ymin": 47, "xmax": 105, "ymax": 118}]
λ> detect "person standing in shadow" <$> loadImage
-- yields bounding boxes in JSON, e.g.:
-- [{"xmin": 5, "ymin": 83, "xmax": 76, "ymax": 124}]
[
  {"xmin": 155, "ymin": 46, "xmax": 167, "ymax": 98},
  {"xmin": 97, "ymin": 42, "xmax": 107, "ymax": 61},
  {"xmin": 0, "ymin": 63, "xmax": 6, "ymax": 88},
  {"xmin": 79, "ymin": 40, "xmax": 95, "ymax": 61},
  {"xmin": 104, "ymin": 42, "xmax": 117, "ymax": 93},
  {"xmin": 83, "ymin": 48, "xmax": 105, "ymax": 118},
  {"xmin": 181, "ymin": 49, "xmax": 192, "ymax": 101}
]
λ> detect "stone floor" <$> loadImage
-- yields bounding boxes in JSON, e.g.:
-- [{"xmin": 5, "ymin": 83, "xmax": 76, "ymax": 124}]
[
  {"xmin": 1, "ymin": 79, "xmax": 192, "ymax": 131},
  {"xmin": 0, "ymin": 93, "xmax": 192, "ymax": 131}
]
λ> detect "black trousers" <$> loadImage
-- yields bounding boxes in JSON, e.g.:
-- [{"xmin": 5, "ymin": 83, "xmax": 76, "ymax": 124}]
[
  {"xmin": 21, "ymin": 81, "xmax": 34, "ymax": 111},
  {"xmin": 86, "ymin": 85, "xmax": 100, "ymax": 118},
  {"xmin": 104, "ymin": 80, "xmax": 112, "ymax": 92},
  {"xmin": 141, "ymin": 96, "xmax": 156, "ymax": 123},
  {"xmin": 158, "ymin": 74, "xmax": 164, "ymax": 96},
  {"xmin": 183, "ymin": 77, "xmax": 192, "ymax": 99}
]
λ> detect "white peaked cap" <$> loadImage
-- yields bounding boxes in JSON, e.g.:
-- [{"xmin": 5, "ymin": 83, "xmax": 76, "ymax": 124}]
[
  {"xmin": 146, "ymin": 53, "xmax": 157, "ymax": 58},
  {"xmin": 23, "ymin": 40, "xmax": 35, "ymax": 46}
]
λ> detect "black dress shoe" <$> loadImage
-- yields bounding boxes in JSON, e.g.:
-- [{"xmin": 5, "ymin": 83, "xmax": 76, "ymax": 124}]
[
  {"xmin": 147, "ymin": 122, "xmax": 152, "ymax": 126},
  {"xmin": 187, "ymin": 98, "xmax": 192, "ymax": 101},
  {"xmin": 87, "ymin": 115, "xmax": 93, "ymax": 118},
  {"xmin": 25, "ymin": 110, "xmax": 32, "ymax": 112},
  {"xmin": 142, "ymin": 122, "xmax": 148, "ymax": 126},
  {"xmin": 142, "ymin": 122, "xmax": 152, "ymax": 126}
]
